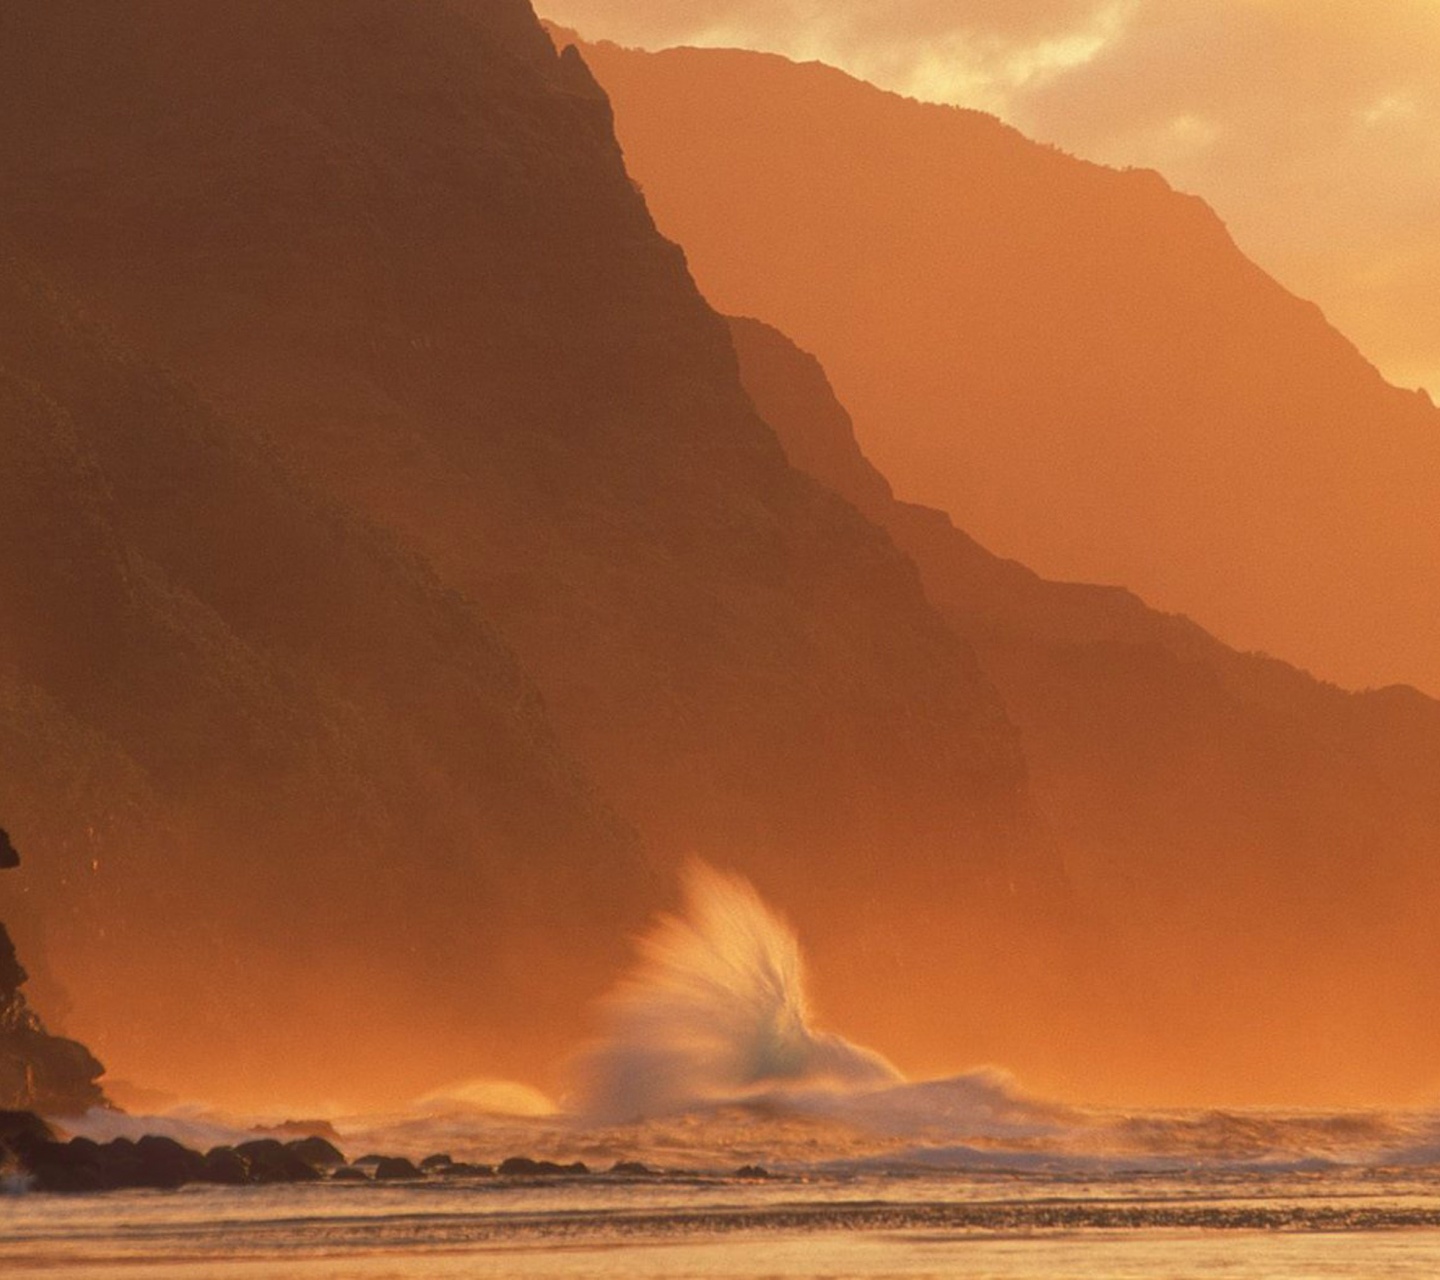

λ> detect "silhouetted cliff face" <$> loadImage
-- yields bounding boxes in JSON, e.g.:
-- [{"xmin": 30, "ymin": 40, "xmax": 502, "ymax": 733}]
[
  {"xmin": 0, "ymin": 241, "xmax": 653, "ymax": 1103},
  {"xmin": 0, "ymin": 2, "xmax": 1057, "ymax": 1093},
  {"xmin": 731, "ymin": 315, "xmax": 1440, "ymax": 1105},
  {"xmin": 575, "ymin": 38, "xmax": 1440, "ymax": 698}
]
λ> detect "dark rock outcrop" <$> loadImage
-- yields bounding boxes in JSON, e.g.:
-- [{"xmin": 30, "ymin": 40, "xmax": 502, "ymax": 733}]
[
  {"xmin": 6, "ymin": 1120, "xmax": 605, "ymax": 1194},
  {"xmin": 10, "ymin": 1129, "xmax": 356, "ymax": 1192},
  {"xmin": 0, "ymin": 836, "xmax": 107, "ymax": 1115},
  {"xmin": 13, "ymin": 1036, "xmax": 105, "ymax": 1117},
  {"xmin": 0, "ymin": 928, "xmax": 107, "ymax": 1115}
]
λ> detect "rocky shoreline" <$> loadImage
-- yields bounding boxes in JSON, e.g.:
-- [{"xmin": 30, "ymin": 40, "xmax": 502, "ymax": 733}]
[
  {"xmin": 0, "ymin": 1110, "xmax": 768, "ymax": 1194},
  {"xmin": 0, "ymin": 827, "xmax": 778, "ymax": 1197}
]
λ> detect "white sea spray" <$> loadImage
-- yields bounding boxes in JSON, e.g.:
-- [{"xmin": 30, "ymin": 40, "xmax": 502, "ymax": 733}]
[{"xmin": 575, "ymin": 861, "xmax": 901, "ymax": 1121}]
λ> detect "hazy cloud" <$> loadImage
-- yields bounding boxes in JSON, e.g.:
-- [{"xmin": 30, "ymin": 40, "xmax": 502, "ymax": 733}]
[
  {"xmin": 541, "ymin": 0, "xmax": 1440, "ymax": 391},
  {"xmin": 545, "ymin": 0, "xmax": 1126, "ymax": 108}
]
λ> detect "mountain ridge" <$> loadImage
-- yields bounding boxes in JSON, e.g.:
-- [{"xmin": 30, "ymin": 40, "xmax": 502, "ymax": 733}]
[
  {"xmin": 730, "ymin": 312, "xmax": 1440, "ymax": 1103},
  {"xmin": 570, "ymin": 33, "xmax": 1440, "ymax": 697},
  {"xmin": 0, "ymin": 0, "xmax": 1064, "ymax": 1100}
]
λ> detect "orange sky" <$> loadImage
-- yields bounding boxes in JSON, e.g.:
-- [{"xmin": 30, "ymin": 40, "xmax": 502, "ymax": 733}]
[{"xmin": 541, "ymin": 0, "xmax": 1440, "ymax": 399}]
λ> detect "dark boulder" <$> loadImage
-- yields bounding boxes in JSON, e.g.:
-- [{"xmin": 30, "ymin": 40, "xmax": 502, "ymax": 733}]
[
  {"xmin": 0, "ymin": 828, "xmax": 18, "ymax": 871},
  {"xmin": 498, "ymin": 1156, "xmax": 542, "ymax": 1176},
  {"xmin": 439, "ymin": 1161, "xmax": 495, "ymax": 1177},
  {"xmin": 419, "ymin": 1152, "xmax": 453, "ymax": 1171},
  {"xmin": 269, "ymin": 1154, "xmax": 323, "ymax": 1183},
  {"xmin": 331, "ymin": 1165, "xmax": 371, "ymax": 1182},
  {"xmin": 24, "ymin": 1140, "xmax": 106, "ymax": 1193},
  {"xmin": 21, "ymin": 1133, "xmax": 206, "ymax": 1192},
  {"xmin": 286, "ymin": 1135, "xmax": 346, "ymax": 1168},
  {"xmin": 234, "ymin": 1137, "xmax": 286, "ymax": 1164},
  {"xmin": 372, "ymin": 1156, "xmax": 423, "ymax": 1181},
  {"xmin": 65, "ymin": 1134, "xmax": 102, "ymax": 1161},
  {"xmin": 734, "ymin": 1165, "xmax": 771, "ymax": 1179},
  {"xmin": 21, "ymin": 1134, "xmax": 213, "ymax": 1192},
  {"xmin": 235, "ymin": 1137, "xmax": 322, "ymax": 1183},
  {"xmin": 13, "ymin": 1130, "xmax": 264, "ymax": 1192},
  {"xmin": 97, "ymin": 1137, "xmax": 145, "ymax": 1187},
  {"xmin": 610, "ymin": 1160, "xmax": 657, "ymax": 1176},
  {"xmin": 133, "ymin": 1134, "xmax": 205, "ymax": 1188},
  {"xmin": 201, "ymin": 1146, "xmax": 249, "ymax": 1185}
]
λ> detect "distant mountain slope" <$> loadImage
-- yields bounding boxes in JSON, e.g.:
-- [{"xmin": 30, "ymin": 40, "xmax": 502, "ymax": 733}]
[
  {"xmin": 572, "ymin": 36, "xmax": 1440, "ymax": 697},
  {"xmin": 0, "ymin": 1, "xmax": 1063, "ymax": 1095},
  {"xmin": 731, "ymin": 314, "xmax": 1440, "ymax": 1104}
]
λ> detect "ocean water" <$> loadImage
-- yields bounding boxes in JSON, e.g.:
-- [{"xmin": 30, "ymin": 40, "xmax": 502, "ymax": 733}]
[
  {"xmin": 9, "ymin": 865, "xmax": 1437, "ymax": 1277},
  {"xmin": 7, "ymin": 1160, "xmax": 1440, "ymax": 1279}
]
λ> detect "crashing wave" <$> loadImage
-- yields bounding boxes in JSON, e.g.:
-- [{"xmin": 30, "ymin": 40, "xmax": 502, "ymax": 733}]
[{"xmin": 576, "ymin": 861, "xmax": 901, "ymax": 1120}]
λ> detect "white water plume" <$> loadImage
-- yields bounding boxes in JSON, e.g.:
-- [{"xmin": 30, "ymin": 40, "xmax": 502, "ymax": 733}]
[{"xmin": 576, "ymin": 861, "xmax": 901, "ymax": 1121}]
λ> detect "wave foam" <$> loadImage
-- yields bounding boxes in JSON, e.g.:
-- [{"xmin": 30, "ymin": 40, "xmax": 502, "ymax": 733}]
[{"xmin": 575, "ymin": 861, "xmax": 900, "ymax": 1120}]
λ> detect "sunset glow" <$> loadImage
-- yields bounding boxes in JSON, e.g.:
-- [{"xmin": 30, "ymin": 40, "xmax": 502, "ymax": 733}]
[
  {"xmin": 570, "ymin": 26, "xmax": 1440, "ymax": 697},
  {"xmin": 546, "ymin": 0, "xmax": 1440, "ymax": 397},
  {"xmin": 2, "ymin": 3, "xmax": 1440, "ymax": 1275}
]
